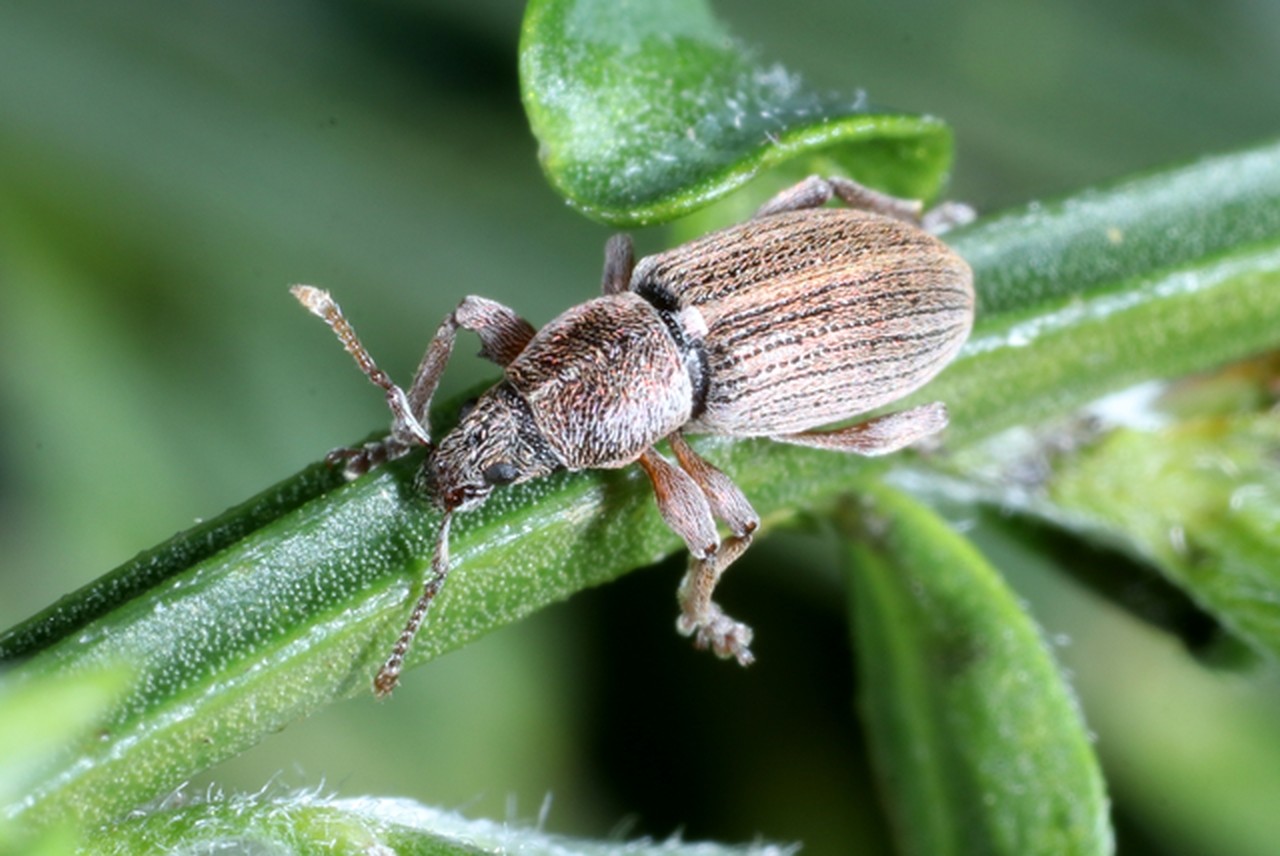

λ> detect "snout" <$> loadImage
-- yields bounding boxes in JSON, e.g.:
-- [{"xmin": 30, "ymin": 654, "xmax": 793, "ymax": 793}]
[{"xmin": 417, "ymin": 452, "xmax": 491, "ymax": 512}]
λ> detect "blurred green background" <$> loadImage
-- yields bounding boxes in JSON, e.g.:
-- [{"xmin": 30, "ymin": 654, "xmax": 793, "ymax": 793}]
[{"xmin": 2, "ymin": 1, "xmax": 1279, "ymax": 853}]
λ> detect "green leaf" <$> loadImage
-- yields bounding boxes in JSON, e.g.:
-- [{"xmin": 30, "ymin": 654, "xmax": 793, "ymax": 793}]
[
  {"xmin": 0, "ymin": 667, "xmax": 131, "ymax": 811},
  {"xmin": 930, "ymin": 356, "xmax": 1280, "ymax": 663},
  {"xmin": 83, "ymin": 792, "xmax": 794, "ymax": 856},
  {"xmin": 1050, "ymin": 411, "xmax": 1280, "ymax": 659},
  {"xmin": 0, "ymin": 667, "xmax": 131, "ymax": 855},
  {"xmin": 840, "ymin": 482, "xmax": 1111, "ymax": 856},
  {"xmin": 519, "ymin": 0, "xmax": 952, "ymax": 225},
  {"xmin": 4, "ymin": 141, "xmax": 1280, "ymax": 831},
  {"xmin": 970, "ymin": 508, "xmax": 1237, "ymax": 663}
]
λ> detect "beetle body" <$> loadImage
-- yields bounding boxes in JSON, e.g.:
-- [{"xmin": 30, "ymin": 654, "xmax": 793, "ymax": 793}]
[
  {"xmin": 293, "ymin": 175, "xmax": 974, "ymax": 696},
  {"xmin": 433, "ymin": 207, "xmax": 971, "ymax": 500}
]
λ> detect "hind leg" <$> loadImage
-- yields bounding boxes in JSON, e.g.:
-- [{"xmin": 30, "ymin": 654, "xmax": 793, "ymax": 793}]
[
  {"xmin": 753, "ymin": 175, "xmax": 974, "ymax": 233},
  {"xmin": 771, "ymin": 402, "xmax": 949, "ymax": 455}
]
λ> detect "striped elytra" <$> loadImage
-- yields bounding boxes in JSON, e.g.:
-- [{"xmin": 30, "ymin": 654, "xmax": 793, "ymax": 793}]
[{"xmin": 632, "ymin": 208, "xmax": 973, "ymax": 436}]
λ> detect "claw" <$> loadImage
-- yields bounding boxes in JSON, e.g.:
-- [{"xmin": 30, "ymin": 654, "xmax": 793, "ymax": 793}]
[{"xmin": 678, "ymin": 603, "xmax": 755, "ymax": 666}]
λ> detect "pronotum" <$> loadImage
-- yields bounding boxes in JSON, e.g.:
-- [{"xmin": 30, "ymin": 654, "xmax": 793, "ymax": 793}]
[{"xmin": 293, "ymin": 174, "xmax": 975, "ymax": 696}]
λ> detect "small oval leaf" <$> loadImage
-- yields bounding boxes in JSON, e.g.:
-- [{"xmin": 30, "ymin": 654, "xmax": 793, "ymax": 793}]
[{"xmin": 519, "ymin": 0, "xmax": 953, "ymax": 225}]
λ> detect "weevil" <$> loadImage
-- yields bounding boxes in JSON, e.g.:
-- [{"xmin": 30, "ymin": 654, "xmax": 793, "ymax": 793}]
[{"xmin": 292, "ymin": 175, "xmax": 974, "ymax": 697}]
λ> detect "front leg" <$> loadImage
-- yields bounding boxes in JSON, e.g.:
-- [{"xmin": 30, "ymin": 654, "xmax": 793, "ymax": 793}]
[
  {"xmin": 405, "ymin": 295, "xmax": 535, "ymax": 423},
  {"xmin": 667, "ymin": 432, "xmax": 758, "ymax": 552}
]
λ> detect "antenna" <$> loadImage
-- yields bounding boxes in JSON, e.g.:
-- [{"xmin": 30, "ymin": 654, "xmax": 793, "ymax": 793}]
[{"xmin": 374, "ymin": 511, "xmax": 453, "ymax": 698}]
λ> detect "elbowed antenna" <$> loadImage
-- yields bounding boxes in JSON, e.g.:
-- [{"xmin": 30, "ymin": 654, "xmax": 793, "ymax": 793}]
[
  {"xmin": 292, "ymin": 284, "xmax": 456, "ymax": 695},
  {"xmin": 374, "ymin": 510, "xmax": 454, "ymax": 698},
  {"xmin": 290, "ymin": 285, "xmax": 433, "ymax": 456}
]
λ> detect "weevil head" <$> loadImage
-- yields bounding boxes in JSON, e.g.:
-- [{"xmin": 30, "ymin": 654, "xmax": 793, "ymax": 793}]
[{"xmin": 418, "ymin": 382, "xmax": 561, "ymax": 512}]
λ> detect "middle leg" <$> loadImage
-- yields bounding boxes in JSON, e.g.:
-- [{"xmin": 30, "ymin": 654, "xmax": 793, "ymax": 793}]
[
  {"xmin": 600, "ymin": 233, "xmax": 635, "ymax": 295},
  {"xmin": 638, "ymin": 439, "xmax": 760, "ymax": 666}
]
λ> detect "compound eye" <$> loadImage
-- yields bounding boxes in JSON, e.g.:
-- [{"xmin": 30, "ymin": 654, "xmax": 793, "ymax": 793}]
[
  {"xmin": 481, "ymin": 462, "xmax": 519, "ymax": 486},
  {"xmin": 481, "ymin": 461, "xmax": 520, "ymax": 487}
]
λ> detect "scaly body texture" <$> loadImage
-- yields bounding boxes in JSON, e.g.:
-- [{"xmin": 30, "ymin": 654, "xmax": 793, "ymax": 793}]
[{"xmin": 292, "ymin": 175, "xmax": 974, "ymax": 696}]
